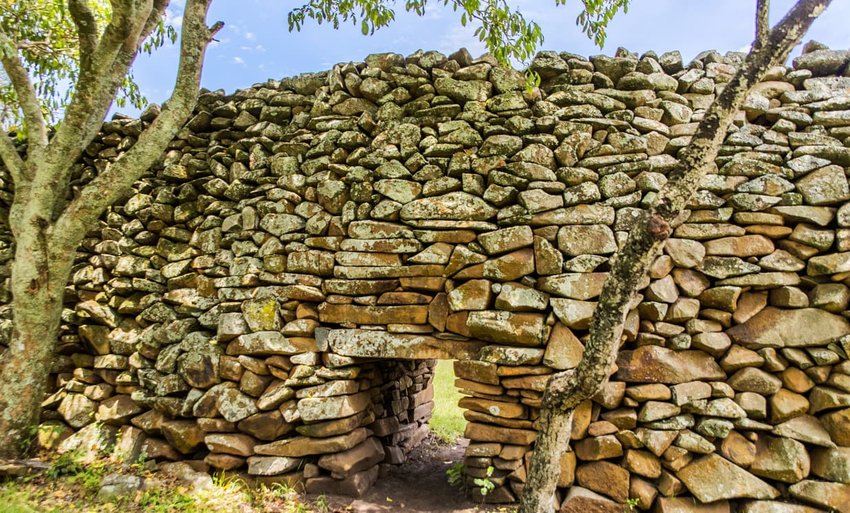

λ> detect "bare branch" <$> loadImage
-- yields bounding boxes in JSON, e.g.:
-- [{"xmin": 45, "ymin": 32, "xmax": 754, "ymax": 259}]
[
  {"xmin": 68, "ymin": 0, "xmax": 100, "ymax": 73},
  {"xmin": 55, "ymin": 0, "xmax": 220, "ymax": 248},
  {"xmin": 0, "ymin": 27, "xmax": 48, "ymax": 157},
  {"xmin": 0, "ymin": 132, "xmax": 25, "ymax": 186},
  {"xmin": 755, "ymin": 0, "xmax": 770, "ymax": 48}
]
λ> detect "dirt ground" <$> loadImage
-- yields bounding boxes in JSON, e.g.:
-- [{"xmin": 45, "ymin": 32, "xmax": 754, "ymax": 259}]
[{"xmin": 321, "ymin": 436, "xmax": 514, "ymax": 513}]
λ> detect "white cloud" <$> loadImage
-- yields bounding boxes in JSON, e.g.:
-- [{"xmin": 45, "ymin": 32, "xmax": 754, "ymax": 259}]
[
  {"xmin": 244, "ymin": 32, "xmax": 256, "ymax": 40},
  {"xmin": 438, "ymin": 24, "xmax": 488, "ymax": 58},
  {"xmin": 233, "ymin": 56, "xmax": 246, "ymax": 65}
]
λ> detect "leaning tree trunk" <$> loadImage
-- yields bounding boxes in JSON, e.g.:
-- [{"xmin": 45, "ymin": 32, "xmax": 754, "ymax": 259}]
[{"xmin": 518, "ymin": 1, "xmax": 832, "ymax": 511}]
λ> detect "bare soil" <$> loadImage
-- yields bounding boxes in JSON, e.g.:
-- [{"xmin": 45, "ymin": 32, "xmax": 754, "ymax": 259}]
[{"xmin": 322, "ymin": 436, "xmax": 513, "ymax": 513}]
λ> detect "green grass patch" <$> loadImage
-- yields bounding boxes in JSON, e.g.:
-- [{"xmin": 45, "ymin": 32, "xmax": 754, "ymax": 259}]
[
  {"xmin": 429, "ymin": 360, "xmax": 466, "ymax": 443},
  {"xmin": 0, "ymin": 486, "xmax": 47, "ymax": 513}
]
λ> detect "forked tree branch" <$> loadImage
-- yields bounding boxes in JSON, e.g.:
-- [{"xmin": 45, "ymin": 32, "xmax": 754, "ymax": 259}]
[
  {"xmin": 51, "ymin": 0, "xmax": 170, "ymax": 203},
  {"xmin": 55, "ymin": 0, "xmax": 221, "ymax": 248},
  {"xmin": 68, "ymin": 0, "xmax": 100, "ymax": 73},
  {"xmin": 39, "ymin": 0, "xmax": 155, "ymax": 189},
  {"xmin": 0, "ymin": 27, "xmax": 48, "ymax": 162}
]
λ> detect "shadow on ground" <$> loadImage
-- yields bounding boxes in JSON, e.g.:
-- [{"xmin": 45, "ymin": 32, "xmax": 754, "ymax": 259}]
[{"xmin": 319, "ymin": 436, "xmax": 513, "ymax": 513}]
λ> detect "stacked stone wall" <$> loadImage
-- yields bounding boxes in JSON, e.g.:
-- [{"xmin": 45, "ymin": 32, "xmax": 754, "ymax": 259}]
[{"xmin": 2, "ymin": 44, "xmax": 850, "ymax": 511}]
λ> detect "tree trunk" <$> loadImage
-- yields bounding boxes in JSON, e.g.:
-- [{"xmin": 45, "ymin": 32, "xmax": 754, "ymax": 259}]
[
  {"xmin": 0, "ymin": 220, "xmax": 69, "ymax": 458},
  {"xmin": 522, "ymin": 407, "xmax": 575, "ymax": 513},
  {"xmin": 518, "ymin": 1, "xmax": 831, "ymax": 511}
]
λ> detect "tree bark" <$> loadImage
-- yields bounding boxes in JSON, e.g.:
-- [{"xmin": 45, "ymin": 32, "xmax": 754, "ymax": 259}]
[
  {"xmin": 0, "ymin": 0, "xmax": 221, "ymax": 456},
  {"xmin": 518, "ymin": 1, "xmax": 832, "ymax": 511},
  {"xmin": 0, "ymin": 215, "xmax": 69, "ymax": 458}
]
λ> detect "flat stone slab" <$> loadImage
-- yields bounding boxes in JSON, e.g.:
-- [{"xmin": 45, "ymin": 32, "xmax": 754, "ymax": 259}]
[
  {"xmin": 727, "ymin": 307, "xmax": 850, "ymax": 348},
  {"xmin": 327, "ymin": 329, "xmax": 484, "ymax": 360}
]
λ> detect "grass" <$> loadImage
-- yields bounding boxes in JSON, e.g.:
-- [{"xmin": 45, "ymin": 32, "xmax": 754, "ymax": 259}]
[
  {"xmin": 0, "ymin": 453, "xmax": 335, "ymax": 513},
  {"xmin": 429, "ymin": 360, "xmax": 466, "ymax": 443}
]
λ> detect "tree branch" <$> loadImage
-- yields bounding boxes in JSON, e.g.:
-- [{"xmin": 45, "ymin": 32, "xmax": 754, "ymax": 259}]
[
  {"xmin": 0, "ymin": 132, "xmax": 25, "ymax": 186},
  {"xmin": 755, "ymin": 0, "xmax": 770, "ymax": 49},
  {"xmin": 0, "ymin": 27, "xmax": 48, "ymax": 159},
  {"xmin": 68, "ymin": 0, "xmax": 100, "ymax": 73},
  {"xmin": 54, "ymin": 0, "xmax": 220, "ymax": 249},
  {"xmin": 519, "ymin": 2, "xmax": 834, "ymax": 512},
  {"xmin": 36, "ymin": 0, "xmax": 168, "ymax": 221}
]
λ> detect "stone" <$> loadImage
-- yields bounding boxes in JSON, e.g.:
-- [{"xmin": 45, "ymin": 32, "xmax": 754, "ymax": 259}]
[
  {"xmin": 400, "ymin": 192, "xmax": 497, "ymax": 221},
  {"xmin": 305, "ymin": 466, "xmax": 379, "ymax": 497},
  {"xmin": 750, "ymin": 435, "xmax": 810, "ymax": 483},
  {"xmin": 550, "ymin": 298, "xmax": 596, "ymax": 329},
  {"xmin": 327, "ymin": 329, "xmax": 483, "ymax": 360},
  {"xmin": 558, "ymin": 486, "xmax": 623, "ymax": 513},
  {"xmin": 823, "ymin": 408, "xmax": 850, "ymax": 446},
  {"xmin": 297, "ymin": 391, "xmax": 371, "ymax": 422},
  {"xmin": 318, "ymin": 304, "xmax": 429, "ymax": 325},
  {"xmin": 96, "ymin": 395, "xmax": 143, "ymax": 424},
  {"xmin": 317, "ymin": 437, "xmax": 384, "ymax": 475},
  {"xmin": 467, "ymin": 311, "xmax": 547, "ymax": 346},
  {"xmin": 615, "ymin": 345, "xmax": 726, "ymax": 384},
  {"xmin": 495, "ymin": 283, "xmax": 549, "ymax": 311},
  {"xmin": 247, "ymin": 456, "xmax": 302, "ymax": 476},
  {"xmin": 774, "ymin": 415, "xmax": 837, "ymax": 448},
  {"xmin": 789, "ymin": 480, "xmax": 850, "ymax": 513},
  {"xmin": 483, "ymin": 248, "xmax": 535, "ymax": 281},
  {"xmin": 677, "ymin": 454, "xmax": 779, "ymax": 502},
  {"xmin": 260, "ymin": 214, "xmax": 306, "ymax": 236},
  {"xmin": 575, "ymin": 461, "xmax": 630, "ymax": 503},
  {"xmin": 704, "ymin": 235, "xmax": 774, "ymax": 257},
  {"xmin": 575, "ymin": 435, "xmax": 623, "ymax": 461},
  {"xmin": 204, "ymin": 433, "xmax": 257, "ymax": 457},
  {"xmin": 721, "ymin": 431, "xmax": 757, "ymax": 467},
  {"xmin": 557, "ymin": 225, "xmax": 617, "ymax": 256},
  {"xmin": 464, "ymin": 422, "xmax": 536, "ymax": 445},
  {"xmin": 811, "ymin": 446, "xmax": 850, "ymax": 483},
  {"xmin": 538, "ymin": 273, "xmax": 606, "ymax": 300},
  {"xmin": 228, "ymin": 331, "xmax": 318, "ymax": 356},
  {"xmin": 58, "ymin": 394, "xmax": 97, "ymax": 428},
  {"xmin": 448, "ymin": 279, "xmax": 493, "ymax": 311},
  {"xmin": 739, "ymin": 501, "xmax": 824, "ymax": 513},
  {"xmin": 796, "ymin": 165, "xmax": 850, "ymax": 205},
  {"xmin": 255, "ymin": 427, "xmax": 369, "ymax": 457},
  {"xmin": 665, "ymin": 238, "xmax": 706, "ymax": 268},
  {"xmin": 161, "ymin": 420, "xmax": 205, "ymax": 454},
  {"xmin": 543, "ymin": 323, "xmax": 584, "ymax": 370},
  {"xmin": 478, "ymin": 226, "xmax": 534, "ymax": 254},
  {"xmin": 97, "ymin": 474, "xmax": 143, "ymax": 501},
  {"xmin": 727, "ymin": 307, "xmax": 850, "ymax": 348},
  {"xmin": 728, "ymin": 367, "xmax": 783, "ymax": 395},
  {"xmin": 808, "ymin": 252, "xmax": 850, "ymax": 275}
]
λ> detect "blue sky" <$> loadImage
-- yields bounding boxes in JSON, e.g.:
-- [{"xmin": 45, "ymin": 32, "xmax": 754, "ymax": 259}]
[{"xmin": 129, "ymin": 0, "xmax": 850, "ymax": 113}]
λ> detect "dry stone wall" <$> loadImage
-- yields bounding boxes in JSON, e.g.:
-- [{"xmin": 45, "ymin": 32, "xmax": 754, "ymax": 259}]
[{"xmin": 2, "ymin": 43, "xmax": 850, "ymax": 512}]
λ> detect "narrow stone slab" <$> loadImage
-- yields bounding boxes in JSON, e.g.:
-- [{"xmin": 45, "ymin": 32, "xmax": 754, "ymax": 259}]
[
  {"xmin": 227, "ymin": 332, "xmax": 318, "ymax": 356},
  {"xmin": 255, "ymin": 427, "xmax": 369, "ymax": 457},
  {"xmin": 327, "ymin": 329, "xmax": 484, "ymax": 360},
  {"xmin": 400, "ymin": 192, "xmax": 497, "ymax": 221},
  {"xmin": 727, "ymin": 307, "xmax": 850, "ymax": 348}
]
